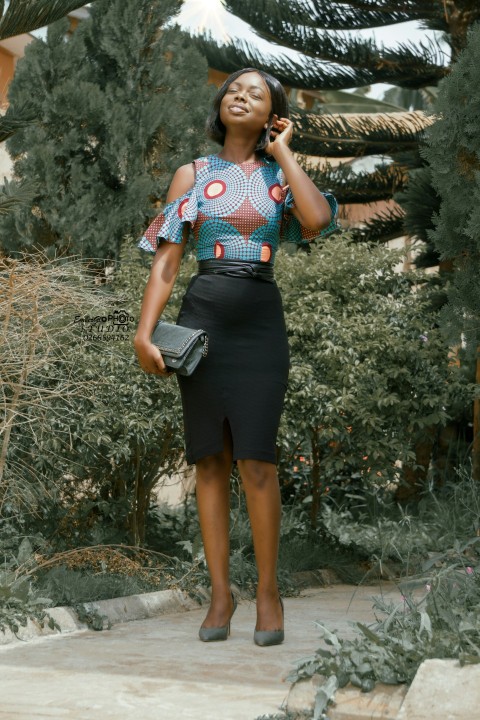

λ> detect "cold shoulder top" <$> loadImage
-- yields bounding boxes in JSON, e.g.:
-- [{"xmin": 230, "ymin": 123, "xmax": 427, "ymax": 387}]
[{"xmin": 138, "ymin": 153, "xmax": 338, "ymax": 263}]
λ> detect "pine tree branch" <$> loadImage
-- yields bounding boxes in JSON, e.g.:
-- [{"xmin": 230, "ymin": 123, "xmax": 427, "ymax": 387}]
[
  {"xmin": 290, "ymin": 109, "xmax": 434, "ymax": 157},
  {"xmin": 0, "ymin": 0, "xmax": 97, "ymax": 41}
]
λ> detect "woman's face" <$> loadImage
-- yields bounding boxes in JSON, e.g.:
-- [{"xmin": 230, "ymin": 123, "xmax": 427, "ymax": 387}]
[{"xmin": 219, "ymin": 71, "xmax": 272, "ymax": 137}]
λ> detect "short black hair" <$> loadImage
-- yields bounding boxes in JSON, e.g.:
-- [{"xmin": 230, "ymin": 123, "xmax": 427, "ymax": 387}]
[{"xmin": 205, "ymin": 68, "xmax": 289, "ymax": 156}]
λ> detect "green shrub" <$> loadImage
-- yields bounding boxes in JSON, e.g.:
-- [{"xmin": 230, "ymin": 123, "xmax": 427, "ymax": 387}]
[
  {"xmin": 290, "ymin": 540, "xmax": 479, "ymax": 700},
  {"xmin": 284, "ymin": 468, "xmax": 480, "ymax": 719},
  {"xmin": 320, "ymin": 505, "xmax": 435, "ymax": 561},
  {"xmin": 1, "ymin": 246, "xmax": 201, "ymax": 547},
  {"xmin": 275, "ymin": 236, "xmax": 470, "ymax": 518}
]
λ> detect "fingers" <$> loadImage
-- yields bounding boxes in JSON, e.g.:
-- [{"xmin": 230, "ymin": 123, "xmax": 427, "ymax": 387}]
[
  {"xmin": 142, "ymin": 363, "xmax": 173, "ymax": 377},
  {"xmin": 271, "ymin": 115, "xmax": 291, "ymax": 126},
  {"xmin": 154, "ymin": 356, "xmax": 173, "ymax": 377},
  {"xmin": 140, "ymin": 361, "xmax": 167, "ymax": 375},
  {"xmin": 269, "ymin": 115, "xmax": 293, "ymax": 137},
  {"xmin": 136, "ymin": 344, "xmax": 173, "ymax": 377},
  {"xmin": 142, "ymin": 353, "xmax": 171, "ymax": 376}
]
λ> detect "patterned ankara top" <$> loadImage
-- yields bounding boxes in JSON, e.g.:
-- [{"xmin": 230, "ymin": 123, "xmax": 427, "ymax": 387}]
[{"xmin": 138, "ymin": 154, "xmax": 338, "ymax": 263}]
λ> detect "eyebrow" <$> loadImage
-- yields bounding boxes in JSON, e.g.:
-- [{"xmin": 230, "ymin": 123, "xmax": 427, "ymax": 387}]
[{"xmin": 229, "ymin": 82, "xmax": 265, "ymax": 93}]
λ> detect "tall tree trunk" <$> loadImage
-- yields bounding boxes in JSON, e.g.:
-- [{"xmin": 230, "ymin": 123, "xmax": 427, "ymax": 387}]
[
  {"xmin": 129, "ymin": 446, "xmax": 142, "ymax": 546},
  {"xmin": 473, "ymin": 348, "xmax": 480, "ymax": 481},
  {"xmin": 395, "ymin": 426, "xmax": 436, "ymax": 502},
  {"xmin": 445, "ymin": 2, "xmax": 478, "ymax": 58},
  {"xmin": 310, "ymin": 430, "xmax": 321, "ymax": 530}
]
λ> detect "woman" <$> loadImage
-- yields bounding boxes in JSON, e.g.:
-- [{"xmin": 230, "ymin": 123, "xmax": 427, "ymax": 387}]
[{"xmin": 134, "ymin": 68, "xmax": 338, "ymax": 645}]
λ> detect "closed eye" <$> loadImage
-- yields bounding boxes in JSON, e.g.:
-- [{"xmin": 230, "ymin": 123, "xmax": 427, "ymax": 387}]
[{"xmin": 227, "ymin": 86, "xmax": 263, "ymax": 100}]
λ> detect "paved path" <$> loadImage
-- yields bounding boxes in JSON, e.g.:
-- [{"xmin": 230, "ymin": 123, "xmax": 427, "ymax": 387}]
[{"xmin": 0, "ymin": 584, "xmax": 401, "ymax": 720}]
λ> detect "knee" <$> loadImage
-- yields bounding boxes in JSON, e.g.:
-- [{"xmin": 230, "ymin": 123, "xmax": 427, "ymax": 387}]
[
  {"xmin": 238, "ymin": 460, "xmax": 277, "ymax": 491},
  {"xmin": 196, "ymin": 452, "xmax": 231, "ymax": 483}
]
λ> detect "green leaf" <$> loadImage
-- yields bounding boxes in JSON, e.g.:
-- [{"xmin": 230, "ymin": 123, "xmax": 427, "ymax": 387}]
[
  {"xmin": 356, "ymin": 623, "xmax": 383, "ymax": 645},
  {"xmin": 313, "ymin": 675, "xmax": 339, "ymax": 720}
]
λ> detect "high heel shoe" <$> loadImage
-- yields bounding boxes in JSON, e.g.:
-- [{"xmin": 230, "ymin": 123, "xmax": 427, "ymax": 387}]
[
  {"xmin": 198, "ymin": 591, "xmax": 237, "ymax": 642},
  {"xmin": 254, "ymin": 597, "xmax": 284, "ymax": 647}
]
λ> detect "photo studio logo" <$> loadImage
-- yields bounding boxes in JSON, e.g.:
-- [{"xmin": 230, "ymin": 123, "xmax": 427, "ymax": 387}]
[{"xmin": 74, "ymin": 308, "xmax": 135, "ymax": 342}]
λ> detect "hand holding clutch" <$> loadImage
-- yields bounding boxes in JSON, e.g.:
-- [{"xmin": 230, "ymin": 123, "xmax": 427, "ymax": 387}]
[{"xmin": 150, "ymin": 320, "xmax": 208, "ymax": 376}]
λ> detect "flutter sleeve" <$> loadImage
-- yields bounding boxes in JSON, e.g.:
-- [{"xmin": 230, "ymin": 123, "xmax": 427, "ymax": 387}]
[
  {"xmin": 137, "ymin": 187, "xmax": 197, "ymax": 253},
  {"xmin": 281, "ymin": 184, "xmax": 339, "ymax": 246}
]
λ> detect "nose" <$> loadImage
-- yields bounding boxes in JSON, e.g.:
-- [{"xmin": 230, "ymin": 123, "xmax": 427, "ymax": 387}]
[{"xmin": 234, "ymin": 89, "xmax": 246, "ymax": 102}]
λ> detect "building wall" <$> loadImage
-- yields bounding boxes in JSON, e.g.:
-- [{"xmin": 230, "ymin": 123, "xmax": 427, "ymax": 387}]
[
  {"xmin": 0, "ymin": 46, "xmax": 15, "ymax": 108},
  {"xmin": 0, "ymin": 13, "xmax": 83, "ymax": 181},
  {"xmin": 0, "ymin": 38, "xmax": 34, "ymax": 179}
]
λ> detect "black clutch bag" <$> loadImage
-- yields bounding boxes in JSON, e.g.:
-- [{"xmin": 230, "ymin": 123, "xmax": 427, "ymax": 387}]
[{"xmin": 151, "ymin": 320, "xmax": 208, "ymax": 376}]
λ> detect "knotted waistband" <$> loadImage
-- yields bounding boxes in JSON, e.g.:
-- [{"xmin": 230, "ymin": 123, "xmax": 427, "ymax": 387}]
[{"xmin": 197, "ymin": 259, "xmax": 275, "ymax": 283}]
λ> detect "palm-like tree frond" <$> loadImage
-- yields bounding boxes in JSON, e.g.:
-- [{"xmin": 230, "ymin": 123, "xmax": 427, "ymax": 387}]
[
  {"xmin": 394, "ymin": 165, "xmax": 440, "ymax": 243},
  {"xmin": 224, "ymin": 0, "xmax": 417, "ymax": 32},
  {"xmin": 192, "ymin": 34, "xmax": 367, "ymax": 90},
  {"xmin": 299, "ymin": 88, "xmax": 405, "ymax": 114},
  {"xmin": 193, "ymin": 34, "xmax": 447, "ymax": 91},
  {"xmin": 290, "ymin": 109, "xmax": 435, "ymax": 157},
  {"xmin": 304, "ymin": 161, "xmax": 407, "ymax": 204},
  {"xmin": 351, "ymin": 204, "xmax": 405, "ymax": 243},
  {"xmin": 0, "ymin": 103, "xmax": 37, "ymax": 142},
  {"xmin": 381, "ymin": 85, "xmax": 438, "ymax": 112},
  {"xmin": 222, "ymin": 2, "xmax": 448, "ymax": 89},
  {"xmin": 0, "ymin": 0, "xmax": 93, "ymax": 41},
  {"xmin": 0, "ymin": 177, "xmax": 39, "ymax": 214}
]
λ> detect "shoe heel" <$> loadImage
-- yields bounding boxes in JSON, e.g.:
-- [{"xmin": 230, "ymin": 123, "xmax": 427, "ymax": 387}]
[
  {"xmin": 199, "ymin": 591, "xmax": 237, "ymax": 643},
  {"xmin": 254, "ymin": 596, "xmax": 284, "ymax": 647}
]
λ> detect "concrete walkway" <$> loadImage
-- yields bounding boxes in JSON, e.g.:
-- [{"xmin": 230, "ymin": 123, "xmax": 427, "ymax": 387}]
[{"xmin": 0, "ymin": 584, "xmax": 402, "ymax": 720}]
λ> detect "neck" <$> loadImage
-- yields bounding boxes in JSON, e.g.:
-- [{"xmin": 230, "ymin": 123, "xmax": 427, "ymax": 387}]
[{"xmin": 217, "ymin": 135, "xmax": 260, "ymax": 164}]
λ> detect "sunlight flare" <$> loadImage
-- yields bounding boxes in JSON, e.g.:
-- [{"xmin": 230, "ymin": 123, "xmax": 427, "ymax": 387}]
[{"xmin": 176, "ymin": 0, "xmax": 231, "ymax": 42}]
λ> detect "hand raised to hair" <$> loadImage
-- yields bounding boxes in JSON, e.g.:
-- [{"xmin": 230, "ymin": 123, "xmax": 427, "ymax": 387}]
[{"xmin": 265, "ymin": 114, "xmax": 294, "ymax": 157}]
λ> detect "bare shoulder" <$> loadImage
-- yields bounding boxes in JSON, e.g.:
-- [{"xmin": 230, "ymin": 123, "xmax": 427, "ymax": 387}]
[{"xmin": 166, "ymin": 162, "xmax": 195, "ymax": 203}]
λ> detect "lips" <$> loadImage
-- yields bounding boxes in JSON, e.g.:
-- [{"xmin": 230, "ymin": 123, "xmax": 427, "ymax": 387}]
[{"xmin": 229, "ymin": 104, "xmax": 248, "ymax": 113}]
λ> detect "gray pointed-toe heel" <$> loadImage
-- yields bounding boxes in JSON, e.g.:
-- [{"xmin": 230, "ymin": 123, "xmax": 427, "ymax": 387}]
[
  {"xmin": 199, "ymin": 592, "xmax": 237, "ymax": 642},
  {"xmin": 254, "ymin": 597, "xmax": 284, "ymax": 647}
]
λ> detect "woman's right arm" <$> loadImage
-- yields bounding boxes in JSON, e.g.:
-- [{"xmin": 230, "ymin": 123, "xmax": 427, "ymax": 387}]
[{"xmin": 134, "ymin": 162, "xmax": 195, "ymax": 376}]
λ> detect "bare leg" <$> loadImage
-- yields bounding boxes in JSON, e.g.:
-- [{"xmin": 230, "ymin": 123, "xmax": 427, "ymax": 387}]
[
  {"xmin": 237, "ymin": 459, "xmax": 283, "ymax": 631},
  {"xmin": 195, "ymin": 421, "xmax": 234, "ymax": 628}
]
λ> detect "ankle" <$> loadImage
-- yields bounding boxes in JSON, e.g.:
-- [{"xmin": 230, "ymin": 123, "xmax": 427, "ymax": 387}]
[
  {"xmin": 210, "ymin": 586, "xmax": 233, "ymax": 603},
  {"xmin": 256, "ymin": 585, "xmax": 280, "ymax": 601}
]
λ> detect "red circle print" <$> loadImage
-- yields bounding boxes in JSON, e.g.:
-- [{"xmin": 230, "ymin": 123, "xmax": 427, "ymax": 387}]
[
  {"xmin": 204, "ymin": 179, "xmax": 227, "ymax": 199},
  {"xmin": 214, "ymin": 241, "xmax": 225, "ymax": 258},
  {"xmin": 261, "ymin": 243, "xmax": 272, "ymax": 262},
  {"xmin": 268, "ymin": 183, "xmax": 283, "ymax": 204},
  {"xmin": 177, "ymin": 197, "xmax": 190, "ymax": 218}
]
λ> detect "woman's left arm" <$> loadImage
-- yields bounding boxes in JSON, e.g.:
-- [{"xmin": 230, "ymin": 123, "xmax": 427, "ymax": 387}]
[{"xmin": 266, "ymin": 116, "xmax": 332, "ymax": 231}]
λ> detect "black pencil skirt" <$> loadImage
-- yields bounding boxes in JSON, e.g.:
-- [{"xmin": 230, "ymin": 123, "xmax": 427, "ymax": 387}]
[{"xmin": 175, "ymin": 273, "xmax": 290, "ymax": 465}]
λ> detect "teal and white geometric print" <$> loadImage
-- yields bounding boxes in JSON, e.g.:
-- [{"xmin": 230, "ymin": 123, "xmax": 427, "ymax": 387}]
[{"xmin": 138, "ymin": 154, "xmax": 339, "ymax": 261}]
